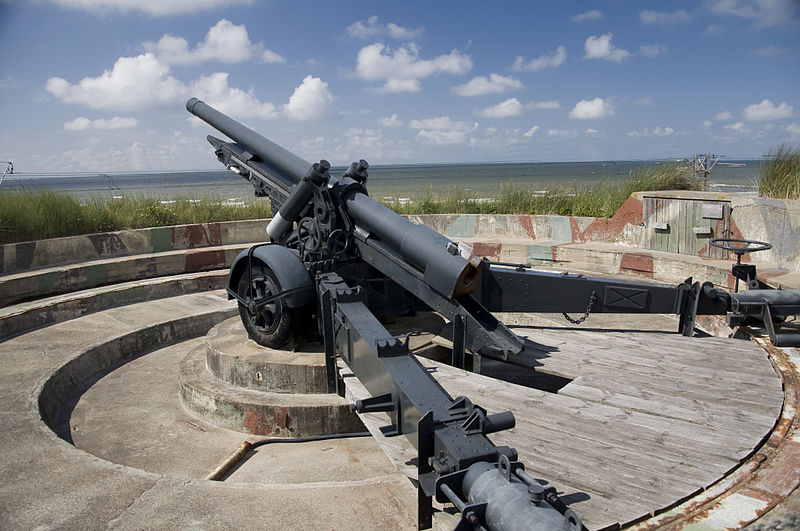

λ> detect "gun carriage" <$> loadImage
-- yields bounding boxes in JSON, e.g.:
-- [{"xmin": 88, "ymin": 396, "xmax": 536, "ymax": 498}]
[{"xmin": 186, "ymin": 98, "xmax": 800, "ymax": 530}]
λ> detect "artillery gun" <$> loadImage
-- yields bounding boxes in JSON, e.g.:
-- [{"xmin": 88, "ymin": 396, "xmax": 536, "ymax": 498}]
[{"xmin": 186, "ymin": 97, "xmax": 800, "ymax": 530}]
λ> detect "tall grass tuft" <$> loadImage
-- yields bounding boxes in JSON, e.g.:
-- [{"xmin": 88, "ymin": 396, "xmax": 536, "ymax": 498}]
[
  {"xmin": 757, "ymin": 144, "xmax": 800, "ymax": 199},
  {"xmin": 0, "ymin": 192, "xmax": 272, "ymax": 244},
  {"xmin": 384, "ymin": 162, "xmax": 701, "ymax": 217}
]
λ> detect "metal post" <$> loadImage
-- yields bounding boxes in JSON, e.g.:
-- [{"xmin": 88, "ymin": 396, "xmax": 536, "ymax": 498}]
[
  {"xmin": 452, "ymin": 314, "xmax": 466, "ymax": 369},
  {"xmin": 320, "ymin": 287, "xmax": 339, "ymax": 394}
]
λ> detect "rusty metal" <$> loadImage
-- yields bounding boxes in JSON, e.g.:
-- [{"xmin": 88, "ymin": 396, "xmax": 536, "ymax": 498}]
[
  {"xmin": 205, "ymin": 440, "xmax": 253, "ymax": 481},
  {"xmin": 625, "ymin": 339, "xmax": 800, "ymax": 530}
]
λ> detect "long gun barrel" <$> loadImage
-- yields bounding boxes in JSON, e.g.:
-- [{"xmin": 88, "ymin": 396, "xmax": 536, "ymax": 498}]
[
  {"xmin": 187, "ymin": 97, "xmax": 309, "ymax": 183},
  {"xmin": 186, "ymin": 98, "xmax": 493, "ymax": 305}
]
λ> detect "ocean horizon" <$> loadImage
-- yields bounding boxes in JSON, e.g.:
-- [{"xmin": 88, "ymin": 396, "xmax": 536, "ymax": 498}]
[{"xmin": 0, "ymin": 159, "xmax": 760, "ymax": 202}]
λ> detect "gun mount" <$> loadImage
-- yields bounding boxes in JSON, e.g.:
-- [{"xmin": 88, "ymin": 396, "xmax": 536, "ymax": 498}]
[{"xmin": 187, "ymin": 98, "xmax": 800, "ymax": 530}]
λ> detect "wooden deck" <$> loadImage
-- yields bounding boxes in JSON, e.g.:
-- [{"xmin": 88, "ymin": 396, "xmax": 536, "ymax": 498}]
[{"xmin": 344, "ymin": 313, "xmax": 784, "ymax": 530}]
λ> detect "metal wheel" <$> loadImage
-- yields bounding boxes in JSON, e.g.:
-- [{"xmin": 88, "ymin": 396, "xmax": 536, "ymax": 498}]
[
  {"xmin": 236, "ymin": 264, "xmax": 296, "ymax": 348},
  {"xmin": 709, "ymin": 238, "xmax": 772, "ymax": 257}
]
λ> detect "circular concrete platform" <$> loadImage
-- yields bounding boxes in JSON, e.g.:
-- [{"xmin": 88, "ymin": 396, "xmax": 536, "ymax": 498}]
[{"xmin": 178, "ymin": 317, "xmax": 364, "ymax": 437}]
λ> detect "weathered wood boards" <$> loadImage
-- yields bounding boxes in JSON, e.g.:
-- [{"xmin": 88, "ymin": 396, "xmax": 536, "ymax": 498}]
[{"xmin": 345, "ymin": 315, "xmax": 783, "ymax": 530}]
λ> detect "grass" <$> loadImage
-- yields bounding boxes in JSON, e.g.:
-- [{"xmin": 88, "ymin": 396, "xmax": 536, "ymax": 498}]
[
  {"xmin": 757, "ymin": 144, "xmax": 800, "ymax": 199},
  {"xmin": 0, "ymin": 192, "xmax": 272, "ymax": 244},
  {"xmin": 0, "ymin": 163, "xmax": 703, "ymax": 244},
  {"xmin": 381, "ymin": 162, "xmax": 702, "ymax": 218}
]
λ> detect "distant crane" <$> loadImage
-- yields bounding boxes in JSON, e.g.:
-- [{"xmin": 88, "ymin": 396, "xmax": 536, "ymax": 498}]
[
  {"xmin": 0, "ymin": 161, "xmax": 13, "ymax": 187},
  {"xmin": 694, "ymin": 153, "xmax": 721, "ymax": 190}
]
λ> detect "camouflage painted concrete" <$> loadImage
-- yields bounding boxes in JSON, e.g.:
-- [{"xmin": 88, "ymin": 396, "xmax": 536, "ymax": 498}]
[
  {"xmin": 0, "ymin": 219, "xmax": 268, "ymax": 274},
  {"xmin": 179, "ymin": 318, "xmax": 365, "ymax": 437},
  {"xmin": 0, "ymin": 244, "xmax": 248, "ymax": 307}
]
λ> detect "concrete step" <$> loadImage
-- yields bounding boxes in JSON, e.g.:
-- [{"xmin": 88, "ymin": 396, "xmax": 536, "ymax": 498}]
[
  {"xmin": 205, "ymin": 317, "xmax": 329, "ymax": 394},
  {"xmin": 0, "ymin": 270, "xmax": 228, "ymax": 341},
  {"xmin": 179, "ymin": 338, "xmax": 364, "ymax": 437},
  {"xmin": 0, "ymin": 243, "xmax": 249, "ymax": 307}
]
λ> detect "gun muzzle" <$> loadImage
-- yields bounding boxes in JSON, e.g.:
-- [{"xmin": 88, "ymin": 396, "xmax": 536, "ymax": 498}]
[{"xmin": 186, "ymin": 98, "xmax": 311, "ymax": 185}]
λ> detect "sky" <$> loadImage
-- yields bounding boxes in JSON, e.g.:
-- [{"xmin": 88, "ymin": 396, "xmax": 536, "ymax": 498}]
[{"xmin": 0, "ymin": 0, "xmax": 798, "ymax": 173}]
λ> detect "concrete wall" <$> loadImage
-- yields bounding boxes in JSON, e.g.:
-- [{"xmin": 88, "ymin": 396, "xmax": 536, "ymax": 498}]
[
  {"xmin": 2, "ymin": 192, "xmax": 797, "ymax": 277},
  {"xmin": 1, "ymin": 219, "xmax": 268, "ymax": 274},
  {"xmin": 633, "ymin": 191, "xmax": 800, "ymax": 273}
]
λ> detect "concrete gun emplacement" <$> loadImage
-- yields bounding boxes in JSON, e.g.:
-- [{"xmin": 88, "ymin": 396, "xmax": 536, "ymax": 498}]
[{"xmin": 187, "ymin": 97, "xmax": 800, "ymax": 531}]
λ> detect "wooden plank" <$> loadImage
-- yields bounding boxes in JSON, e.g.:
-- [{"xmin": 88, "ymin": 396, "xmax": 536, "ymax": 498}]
[{"xmin": 338, "ymin": 318, "xmax": 784, "ymax": 531}]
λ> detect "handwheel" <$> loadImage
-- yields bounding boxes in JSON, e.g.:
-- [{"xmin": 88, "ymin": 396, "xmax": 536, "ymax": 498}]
[
  {"xmin": 236, "ymin": 264, "xmax": 296, "ymax": 348},
  {"xmin": 709, "ymin": 238, "xmax": 772, "ymax": 260}
]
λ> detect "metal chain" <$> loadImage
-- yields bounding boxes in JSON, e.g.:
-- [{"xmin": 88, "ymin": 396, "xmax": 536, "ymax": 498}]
[{"xmin": 562, "ymin": 290, "xmax": 597, "ymax": 325}]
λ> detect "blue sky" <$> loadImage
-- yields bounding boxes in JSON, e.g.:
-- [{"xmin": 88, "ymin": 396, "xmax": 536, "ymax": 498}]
[{"xmin": 0, "ymin": 0, "xmax": 798, "ymax": 173}]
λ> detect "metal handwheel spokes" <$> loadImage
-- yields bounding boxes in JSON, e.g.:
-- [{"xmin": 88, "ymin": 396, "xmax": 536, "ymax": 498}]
[
  {"xmin": 709, "ymin": 238, "xmax": 772, "ymax": 263},
  {"xmin": 709, "ymin": 238, "xmax": 773, "ymax": 293}
]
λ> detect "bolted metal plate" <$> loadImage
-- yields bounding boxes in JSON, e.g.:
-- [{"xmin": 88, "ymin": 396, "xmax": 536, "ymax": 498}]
[
  {"xmin": 604, "ymin": 286, "xmax": 649, "ymax": 310},
  {"xmin": 702, "ymin": 202, "xmax": 724, "ymax": 219}
]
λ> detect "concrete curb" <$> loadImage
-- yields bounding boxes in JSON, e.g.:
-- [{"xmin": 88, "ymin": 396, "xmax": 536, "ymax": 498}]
[
  {"xmin": 204, "ymin": 318, "xmax": 330, "ymax": 393},
  {"xmin": 179, "ymin": 343, "xmax": 365, "ymax": 437},
  {"xmin": 0, "ymin": 270, "xmax": 227, "ymax": 340},
  {"xmin": 0, "ymin": 244, "xmax": 247, "ymax": 307}
]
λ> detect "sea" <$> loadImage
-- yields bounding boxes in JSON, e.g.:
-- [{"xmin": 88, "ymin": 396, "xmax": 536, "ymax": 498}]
[{"xmin": 0, "ymin": 160, "xmax": 760, "ymax": 203}]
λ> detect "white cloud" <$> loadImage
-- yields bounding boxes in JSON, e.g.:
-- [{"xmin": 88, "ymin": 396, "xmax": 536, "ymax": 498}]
[
  {"xmin": 705, "ymin": 24, "xmax": 727, "ymax": 35},
  {"xmin": 703, "ymin": 120, "xmax": 713, "ymax": 128},
  {"xmin": 43, "ymin": 0, "xmax": 253, "ymax": 16},
  {"xmin": 639, "ymin": 44, "xmax": 667, "ymax": 57},
  {"xmin": 707, "ymin": 0, "xmax": 800, "ymax": 28},
  {"xmin": 380, "ymin": 114, "xmax": 404, "ymax": 127},
  {"xmin": 44, "ymin": 49, "xmax": 309, "ymax": 120},
  {"xmin": 741, "ymin": 99, "xmax": 793, "ymax": 121},
  {"xmin": 63, "ymin": 117, "xmax": 91, "ymax": 131},
  {"xmin": 523, "ymin": 125, "xmax": 540, "ymax": 137},
  {"xmin": 46, "ymin": 53, "xmax": 185, "ymax": 110},
  {"xmin": 785, "ymin": 123, "xmax": 800, "ymax": 139},
  {"xmin": 64, "ymin": 116, "xmax": 137, "ymax": 130},
  {"xmin": 283, "ymin": 75, "xmax": 333, "ymax": 121},
  {"xmin": 355, "ymin": 43, "xmax": 472, "ymax": 93},
  {"xmin": 345, "ymin": 16, "xmax": 423, "ymax": 40},
  {"xmin": 572, "ymin": 10, "xmax": 603, "ymax": 22},
  {"xmin": 143, "ymin": 19, "xmax": 285, "ymax": 65},
  {"xmin": 569, "ymin": 97, "xmax": 614, "ymax": 119},
  {"xmin": 408, "ymin": 116, "xmax": 477, "ymax": 145},
  {"xmin": 475, "ymin": 98, "xmax": 525, "ymax": 118},
  {"xmin": 725, "ymin": 121, "xmax": 746, "ymax": 131},
  {"xmin": 640, "ymin": 9, "xmax": 691, "ymax": 25},
  {"xmin": 188, "ymin": 72, "xmax": 278, "ymax": 120},
  {"xmin": 584, "ymin": 34, "xmax": 630, "ymax": 62},
  {"xmin": 585, "ymin": 128, "xmax": 599, "ymax": 135},
  {"xmin": 527, "ymin": 101, "xmax": 561, "ymax": 110},
  {"xmin": 636, "ymin": 97, "xmax": 655, "ymax": 107},
  {"xmin": 715, "ymin": 110, "xmax": 735, "ymax": 121},
  {"xmin": 627, "ymin": 126, "xmax": 676, "ymax": 137},
  {"xmin": 342, "ymin": 127, "xmax": 385, "ymax": 155},
  {"xmin": 451, "ymin": 74, "xmax": 522, "ymax": 96},
  {"xmin": 548, "ymin": 129, "xmax": 577, "ymax": 137},
  {"xmin": 512, "ymin": 46, "xmax": 567, "ymax": 71},
  {"xmin": 753, "ymin": 46, "xmax": 787, "ymax": 57}
]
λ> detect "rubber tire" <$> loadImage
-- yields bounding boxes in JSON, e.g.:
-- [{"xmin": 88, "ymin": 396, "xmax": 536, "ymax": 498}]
[{"xmin": 236, "ymin": 264, "xmax": 296, "ymax": 348}]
